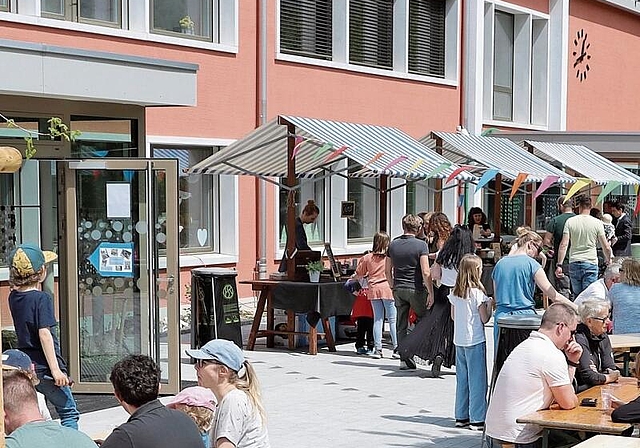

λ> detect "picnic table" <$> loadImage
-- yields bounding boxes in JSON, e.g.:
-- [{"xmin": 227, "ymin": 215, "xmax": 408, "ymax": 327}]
[{"xmin": 609, "ymin": 333, "xmax": 640, "ymax": 376}]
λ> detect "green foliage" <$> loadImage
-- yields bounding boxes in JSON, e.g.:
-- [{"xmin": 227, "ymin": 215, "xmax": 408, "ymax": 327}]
[
  {"xmin": 306, "ymin": 260, "xmax": 324, "ymax": 273},
  {"xmin": 4, "ymin": 116, "xmax": 81, "ymax": 159}
]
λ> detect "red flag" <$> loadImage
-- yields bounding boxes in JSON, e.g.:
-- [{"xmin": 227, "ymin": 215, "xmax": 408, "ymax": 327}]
[
  {"xmin": 445, "ymin": 165, "xmax": 473, "ymax": 184},
  {"xmin": 324, "ymin": 145, "xmax": 348, "ymax": 162}
]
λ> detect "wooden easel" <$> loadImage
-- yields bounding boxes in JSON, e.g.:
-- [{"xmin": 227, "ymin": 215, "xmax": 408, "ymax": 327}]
[{"xmin": 323, "ymin": 243, "xmax": 341, "ymax": 281}]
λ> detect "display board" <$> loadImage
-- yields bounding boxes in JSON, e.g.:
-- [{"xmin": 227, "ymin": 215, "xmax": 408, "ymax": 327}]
[{"xmin": 323, "ymin": 242, "xmax": 341, "ymax": 281}]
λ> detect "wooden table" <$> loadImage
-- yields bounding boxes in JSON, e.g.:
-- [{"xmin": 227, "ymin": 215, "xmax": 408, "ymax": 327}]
[
  {"xmin": 572, "ymin": 434, "xmax": 640, "ymax": 447},
  {"xmin": 609, "ymin": 333, "xmax": 640, "ymax": 376},
  {"xmin": 517, "ymin": 377, "xmax": 638, "ymax": 448},
  {"xmin": 241, "ymin": 279, "xmax": 354, "ymax": 355}
]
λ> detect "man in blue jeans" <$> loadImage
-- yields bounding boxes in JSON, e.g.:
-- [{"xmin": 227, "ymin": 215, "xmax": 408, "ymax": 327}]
[
  {"xmin": 555, "ymin": 195, "xmax": 612, "ymax": 297},
  {"xmin": 7, "ymin": 244, "xmax": 79, "ymax": 429}
]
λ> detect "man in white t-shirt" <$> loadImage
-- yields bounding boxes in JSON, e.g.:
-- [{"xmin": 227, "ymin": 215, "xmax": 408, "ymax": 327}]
[
  {"xmin": 486, "ymin": 303, "xmax": 582, "ymax": 447},
  {"xmin": 574, "ymin": 263, "xmax": 621, "ymax": 306}
]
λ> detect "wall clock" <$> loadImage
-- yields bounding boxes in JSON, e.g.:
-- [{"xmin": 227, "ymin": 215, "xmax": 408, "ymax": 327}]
[{"xmin": 572, "ymin": 28, "xmax": 591, "ymax": 82}]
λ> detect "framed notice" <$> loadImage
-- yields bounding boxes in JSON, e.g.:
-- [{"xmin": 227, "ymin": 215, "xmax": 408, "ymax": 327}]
[
  {"xmin": 341, "ymin": 201, "xmax": 355, "ymax": 218},
  {"xmin": 323, "ymin": 242, "xmax": 341, "ymax": 281}
]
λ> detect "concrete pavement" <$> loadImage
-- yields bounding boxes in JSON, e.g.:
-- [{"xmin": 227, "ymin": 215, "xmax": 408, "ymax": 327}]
[{"xmin": 79, "ymin": 319, "xmax": 497, "ymax": 448}]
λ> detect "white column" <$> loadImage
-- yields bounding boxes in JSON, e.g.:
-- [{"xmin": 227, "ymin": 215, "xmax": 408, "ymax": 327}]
[
  {"xmin": 548, "ymin": 0, "xmax": 569, "ymax": 131},
  {"xmin": 462, "ymin": 0, "xmax": 485, "ymax": 135}
]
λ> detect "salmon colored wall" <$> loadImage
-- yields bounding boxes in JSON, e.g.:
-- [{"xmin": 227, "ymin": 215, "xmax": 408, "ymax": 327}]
[{"xmin": 568, "ymin": 0, "xmax": 640, "ymax": 130}]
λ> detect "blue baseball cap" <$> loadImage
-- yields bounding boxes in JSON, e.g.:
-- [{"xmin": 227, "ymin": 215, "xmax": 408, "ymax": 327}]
[
  {"xmin": 2, "ymin": 349, "xmax": 34, "ymax": 371},
  {"xmin": 9, "ymin": 243, "xmax": 57, "ymax": 277},
  {"xmin": 185, "ymin": 339, "xmax": 245, "ymax": 375}
]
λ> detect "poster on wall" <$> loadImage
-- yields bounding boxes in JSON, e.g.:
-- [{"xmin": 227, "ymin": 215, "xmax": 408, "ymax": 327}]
[
  {"xmin": 88, "ymin": 242, "xmax": 135, "ymax": 277},
  {"xmin": 106, "ymin": 183, "xmax": 131, "ymax": 218}
]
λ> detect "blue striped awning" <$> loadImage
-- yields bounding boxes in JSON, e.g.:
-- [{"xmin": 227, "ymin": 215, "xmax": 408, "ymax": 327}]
[
  {"xmin": 524, "ymin": 141, "xmax": 640, "ymax": 185},
  {"xmin": 421, "ymin": 132, "xmax": 575, "ymax": 183},
  {"xmin": 153, "ymin": 148, "xmax": 191, "ymax": 176},
  {"xmin": 187, "ymin": 116, "xmax": 474, "ymax": 181}
]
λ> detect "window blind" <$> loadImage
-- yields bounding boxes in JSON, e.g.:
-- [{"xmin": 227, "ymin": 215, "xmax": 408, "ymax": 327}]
[
  {"xmin": 349, "ymin": 0, "xmax": 393, "ymax": 70},
  {"xmin": 280, "ymin": 0, "xmax": 333, "ymax": 60},
  {"xmin": 408, "ymin": 0, "xmax": 446, "ymax": 77}
]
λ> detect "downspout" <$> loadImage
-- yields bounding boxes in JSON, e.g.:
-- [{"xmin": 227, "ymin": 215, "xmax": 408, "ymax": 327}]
[{"xmin": 257, "ymin": 0, "xmax": 268, "ymax": 279}]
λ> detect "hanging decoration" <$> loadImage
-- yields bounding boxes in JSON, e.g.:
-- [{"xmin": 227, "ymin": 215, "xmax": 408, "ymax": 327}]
[
  {"xmin": 381, "ymin": 155, "xmax": 408, "ymax": 173},
  {"xmin": 353, "ymin": 152, "xmax": 385, "ymax": 176},
  {"xmin": 595, "ymin": 180, "xmax": 622, "ymax": 205},
  {"xmin": 405, "ymin": 158, "xmax": 425, "ymax": 179},
  {"xmin": 533, "ymin": 175, "xmax": 560, "ymax": 200},
  {"xmin": 324, "ymin": 145, "xmax": 349, "ymax": 163},
  {"xmin": 474, "ymin": 168, "xmax": 499, "ymax": 192},
  {"xmin": 290, "ymin": 135, "xmax": 305, "ymax": 159},
  {"xmin": 564, "ymin": 178, "xmax": 591, "ymax": 203},
  {"xmin": 509, "ymin": 172, "xmax": 529, "ymax": 200},
  {"xmin": 426, "ymin": 162, "xmax": 452, "ymax": 179},
  {"xmin": 445, "ymin": 164, "xmax": 473, "ymax": 184},
  {"xmin": 635, "ymin": 190, "xmax": 640, "ymax": 216},
  {"xmin": 312, "ymin": 143, "xmax": 333, "ymax": 161}
]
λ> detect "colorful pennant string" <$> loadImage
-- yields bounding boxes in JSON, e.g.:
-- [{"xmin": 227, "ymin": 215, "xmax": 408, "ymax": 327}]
[
  {"xmin": 353, "ymin": 152, "xmax": 385, "ymax": 176},
  {"xmin": 290, "ymin": 136, "xmax": 305, "ymax": 160},
  {"xmin": 312, "ymin": 143, "xmax": 333, "ymax": 161},
  {"xmin": 635, "ymin": 190, "xmax": 640, "ymax": 216},
  {"xmin": 509, "ymin": 172, "xmax": 529, "ymax": 200},
  {"xmin": 475, "ymin": 169, "xmax": 499, "ymax": 192},
  {"xmin": 595, "ymin": 181, "xmax": 622, "ymax": 205},
  {"xmin": 324, "ymin": 145, "xmax": 349, "ymax": 163},
  {"xmin": 405, "ymin": 158, "xmax": 425, "ymax": 179},
  {"xmin": 382, "ymin": 156, "xmax": 408, "ymax": 172},
  {"xmin": 564, "ymin": 178, "xmax": 592, "ymax": 203},
  {"xmin": 445, "ymin": 165, "xmax": 473, "ymax": 184},
  {"xmin": 533, "ymin": 175, "xmax": 560, "ymax": 200},
  {"xmin": 426, "ymin": 162, "xmax": 452, "ymax": 179}
]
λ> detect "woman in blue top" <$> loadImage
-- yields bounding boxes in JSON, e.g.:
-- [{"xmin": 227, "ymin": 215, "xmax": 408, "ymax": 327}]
[
  {"xmin": 609, "ymin": 257, "xmax": 640, "ymax": 334},
  {"xmin": 492, "ymin": 230, "xmax": 571, "ymax": 345}
]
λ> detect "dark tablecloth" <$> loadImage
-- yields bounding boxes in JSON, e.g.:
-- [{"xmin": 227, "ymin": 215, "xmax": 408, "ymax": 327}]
[{"xmin": 272, "ymin": 281, "xmax": 354, "ymax": 318}]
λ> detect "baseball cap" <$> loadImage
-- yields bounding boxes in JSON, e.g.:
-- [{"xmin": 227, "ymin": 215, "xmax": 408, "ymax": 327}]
[
  {"xmin": 185, "ymin": 339, "xmax": 245, "ymax": 376},
  {"xmin": 2, "ymin": 349, "xmax": 34, "ymax": 371},
  {"xmin": 9, "ymin": 243, "xmax": 57, "ymax": 277},
  {"xmin": 166, "ymin": 386, "xmax": 217, "ymax": 411}
]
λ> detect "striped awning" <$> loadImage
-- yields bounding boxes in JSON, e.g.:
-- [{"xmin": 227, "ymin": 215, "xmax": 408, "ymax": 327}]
[
  {"xmin": 188, "ymin": 116, "xmax": 474, "ymax": 181},
  {"xmin": 420, "ymin": 132, "xmax": 575, "ymax": 183},
  {"xmin": 153, "ymin": 148, "xmax": 191, "ymax": 176},
  {"xmin": 524, "ymin": 141, "xmax": 640, "ymax": 185}
]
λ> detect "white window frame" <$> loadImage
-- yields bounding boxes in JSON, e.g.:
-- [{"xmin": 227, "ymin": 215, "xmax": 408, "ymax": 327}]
[
  {"xmin": 147, "ymin": 136, "xmax": 238, "ymax": 267},
  {"xmin": 2, "ymin": 0, "xmax": 238, "ymax": 53},
  {"xmin": 275, "ymin": 0, "xmax": 460, "ymax": 86},
  {"xmin": 483, "ymin": 1, "xmax": 549, "ymax": 129}
]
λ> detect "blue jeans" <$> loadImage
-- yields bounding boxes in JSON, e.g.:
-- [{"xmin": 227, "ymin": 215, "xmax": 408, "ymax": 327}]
[
  {"xmin": 36, "ymin": 377, "xmax": 79, "ymax": 429},
  {"xmin": 371, "ymin": 299, "xmax": 397, "ymax": 351},
  {"xmin": 455, "ymin": 342, "xmax": 487, "ymax": 424},
  {"xmin": 569, "ymin": 261, "xmax": 598, "ymax": 297}
]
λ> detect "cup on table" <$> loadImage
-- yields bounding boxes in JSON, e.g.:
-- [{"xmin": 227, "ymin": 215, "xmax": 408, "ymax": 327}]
[{"xmin": 601, "ymin": 386, "xmax": 613, "ymax": 410}]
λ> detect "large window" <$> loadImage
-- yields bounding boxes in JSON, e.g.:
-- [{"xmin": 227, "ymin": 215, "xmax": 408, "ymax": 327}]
[
  {"xmin": 152, "ymin": 146, "xmax": 219, "ymax": 253},
  {"xmin": 41, "ymin": 0, "xmax": 121, "ymax": 25},
  {"xmin": 349, "ymin": 0, "xmax": 393, "ymax": 69},
  {"xmin": 484, "ymin": 3, "xmax": 549, "ymax": 127},
  {"xmin": 70, "ymin": 117, "xmax": 138, "ymax": 158},
  {"xmin": 406, "ymin": 179, "xmax": 436, "ymax": 214},
  {"xmin": 278, "ymin": 0, "xmax": 457, "ymax": 82},
  {"xmin": 152, "ymin": 0, "xmax": 213, "ymax": 40},
  {"xmin": 280, "ymin": 0, "xmax": 332, "ymax": 60},
  {"xmin": 347, "ymin": 167, "xmax": 379, "ymax": 241},
  {"xmin": 408, "ymin": 0, "xmax": 446, "ymax": 77},
  {"xmin": 0, "ymin": 0, "xmax": 9, "ymax": 12},
  {"xmin": 278, "ymin": 179, "xmax": 325, "ymax": 247}
]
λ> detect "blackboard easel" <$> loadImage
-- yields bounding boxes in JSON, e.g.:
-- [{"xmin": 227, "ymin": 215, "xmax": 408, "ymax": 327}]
[{"xmin": 323, "ymin": 243, "xmax": 341, "ymax": 281}]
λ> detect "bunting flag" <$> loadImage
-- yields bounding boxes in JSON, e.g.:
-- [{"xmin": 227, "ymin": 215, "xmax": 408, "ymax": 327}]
[
  {"xmin": 509, "ymin": 172, "xmax": 529, "ymax": 200},
  {"xmin": 595, "ymin": 181, "xmax": 622, "ymax": 205},
  {"xmin": 474, "ymin": 168, "xmax": 499, "ymax": 192},
  {"xmin": 635, "ymin": 189, "xmax": 640, "ymax": 216},
  {"xmin": 324, "ymin": 145, "xmax": 348, "ymax": 163},
  {"xmin": 353, "ymin": 152, "xmax": 385, "ymax": 176},
  {"xmin": 426, "ymin": 161, "xmax": 452, "ymax": 179},
  {"xmin": 405, "ymin": 158, "xmax": 425, "ymax": 179},
  {"xmin": 533, "ymin": 175, "xmax": 560, "ymax": 200},
  {"xmin": 312, "ymin": 143, "xmax": 333, "ymax": 161},
  {"xmin": 290, "ymin": 136, "xmax": 305, "ymax": 159},
  {"xmin": 381, "ymin": 155, "xmax": 408, "ymax": 173},
  {"xmin": 564, "ymin": 178, "xmax": 592, "ymax": 203},
  {"xmin": 445, "ymin": 164, "xmax": 473, "ymax": 184}
]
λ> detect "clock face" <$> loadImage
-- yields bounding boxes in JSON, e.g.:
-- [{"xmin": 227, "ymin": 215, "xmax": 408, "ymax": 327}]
[{"xmin": 572, "ymin": 28, "xmax": 591, "ymax": 82}]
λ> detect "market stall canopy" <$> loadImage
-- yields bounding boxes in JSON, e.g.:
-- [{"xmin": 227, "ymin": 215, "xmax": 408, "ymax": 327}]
[
  {"xmin": 187, "ymin": 116, "xmax": 474, "ymax": 182},
  {"xmin": 522, "ymin": 140, "xmax": 640, "ymax": 185},
  {"xmin": 420, "ymin": 132, "xmax": 576, "ymax": 183}
]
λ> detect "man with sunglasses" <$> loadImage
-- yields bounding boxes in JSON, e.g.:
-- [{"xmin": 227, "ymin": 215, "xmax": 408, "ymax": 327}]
[{"xmin": 486, "ymin": 303, "xmax": 582, "ymax": 448}]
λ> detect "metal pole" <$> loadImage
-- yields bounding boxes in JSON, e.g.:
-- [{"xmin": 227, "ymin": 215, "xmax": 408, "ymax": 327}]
[{"xmin": 256, "ymin": 0, "xmax": 269, "ymax": 279}]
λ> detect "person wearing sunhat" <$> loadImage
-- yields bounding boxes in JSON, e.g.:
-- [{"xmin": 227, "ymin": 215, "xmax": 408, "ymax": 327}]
[
  {"xmin": 7, "ymin": 243, "xmax": 80, "ymax": 429},
  {"xmin": 166, "ymin": 386, "xmax": 217, "ymax": 448},
  {"xmin": 186, "ymin": 339, "xmax": 271, "ymax": 448}
]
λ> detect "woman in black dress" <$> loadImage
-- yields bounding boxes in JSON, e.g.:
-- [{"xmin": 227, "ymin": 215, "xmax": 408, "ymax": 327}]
[{"xmin": 398, "ymin": 225, "xmax": 475, "ymax": 377}]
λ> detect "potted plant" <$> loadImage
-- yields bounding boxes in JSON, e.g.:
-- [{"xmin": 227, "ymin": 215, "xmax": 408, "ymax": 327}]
[
  {"xmin": 306, "ymin": 260, "xmax": 324, "ymax": 283},
  {"xmin": 179, "ymin": 15, "xmax": 195, "ymax": 34}
]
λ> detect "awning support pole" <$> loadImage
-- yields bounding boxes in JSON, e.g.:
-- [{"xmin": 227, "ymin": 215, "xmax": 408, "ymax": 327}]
[
  {"xmin": 493, "ymin": 174, "xmax": 502, "ymax": 239},
  {"xmin": 434, "ymin": 138, "xmax": 444, "ymax": 211},
  {"xmin": 380, "ymin": 175, "xmax": 388, "ymax": 232},
  {"xmin": 281, "ymin": 118, "xmax": 297, "ymax": 280}
]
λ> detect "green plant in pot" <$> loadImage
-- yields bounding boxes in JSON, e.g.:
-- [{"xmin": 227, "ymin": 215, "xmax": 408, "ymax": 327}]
[
  {"xmin": 306, "ymin": 260, "xmax": 324, "ymax": 282},
  {"xmin": 179, "ymin": 15, "xmax": 195, "ymax": 34}
]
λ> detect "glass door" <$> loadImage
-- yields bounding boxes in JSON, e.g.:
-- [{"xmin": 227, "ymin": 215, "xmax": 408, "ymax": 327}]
[{"xmin": 61, "ymin": 159, "xmax": 180, "ymax": 393}]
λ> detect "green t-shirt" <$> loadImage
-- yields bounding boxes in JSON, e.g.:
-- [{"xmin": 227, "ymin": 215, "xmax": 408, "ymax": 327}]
[
  {"xmin": 6, "ymin": 420, "xmax": 97, "ymax": 448},
  {"xmin": 545, "ymin": 212, "xmax": 575, "ymax": 258},
  {"xmin": 563, "ymin": 214, "xmax": 605, "ymax": 265}
]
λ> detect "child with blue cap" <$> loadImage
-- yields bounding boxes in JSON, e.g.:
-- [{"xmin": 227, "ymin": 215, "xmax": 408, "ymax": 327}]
[{"xmin": 7, "ymin": 243, "xmax": 80, "ymax": 429}]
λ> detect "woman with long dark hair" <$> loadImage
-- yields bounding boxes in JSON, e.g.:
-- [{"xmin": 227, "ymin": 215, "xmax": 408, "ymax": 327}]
[
  {"xmin": 398, "ymin": 225, "xmax": 475, "ymax": 377},
  {"xmin": 466, "ymin": 207, "xmax": 491, "ymax": 240}
]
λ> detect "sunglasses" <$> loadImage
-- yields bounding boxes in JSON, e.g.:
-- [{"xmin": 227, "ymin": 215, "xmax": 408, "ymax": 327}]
[
  {"xmin": 591, "ymin": 315, "xmax": 610, "ymax": 323},
  {"xmin": 557, "ymin": 322, "xmax": 577, "ymax": 336},
  {"xmin": 196, "ymin": 359, "xmax": 217, "ymax": 368}
]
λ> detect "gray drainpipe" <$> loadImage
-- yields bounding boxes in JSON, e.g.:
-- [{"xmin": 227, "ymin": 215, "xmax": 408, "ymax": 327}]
[{"xmin": 257, "ymin": 0, "xmax": 268, "ymax": 279}]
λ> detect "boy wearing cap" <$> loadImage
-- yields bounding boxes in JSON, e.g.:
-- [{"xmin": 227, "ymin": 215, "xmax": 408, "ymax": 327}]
[
  {"xmin": 187, "ymin": 339, "xmax": 270, "ymax": 448},
  {"xmin": 7, "ymin": 243, "xmax": 80, "ymax": 429}
]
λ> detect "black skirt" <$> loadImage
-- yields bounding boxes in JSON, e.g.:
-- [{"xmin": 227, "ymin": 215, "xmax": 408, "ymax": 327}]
[{"xmin": 397, "ymin": 284, "xmax": 456, "ymax": 367}]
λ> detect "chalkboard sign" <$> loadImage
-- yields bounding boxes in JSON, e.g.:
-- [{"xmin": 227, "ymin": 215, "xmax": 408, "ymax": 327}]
[
  {"xmin": 323, "ymin": 243, "xmax": 341, "ymax": 281},
  {"xmin": 341, "ymin": 201, "xmax": 355, "ymax": 218}
]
